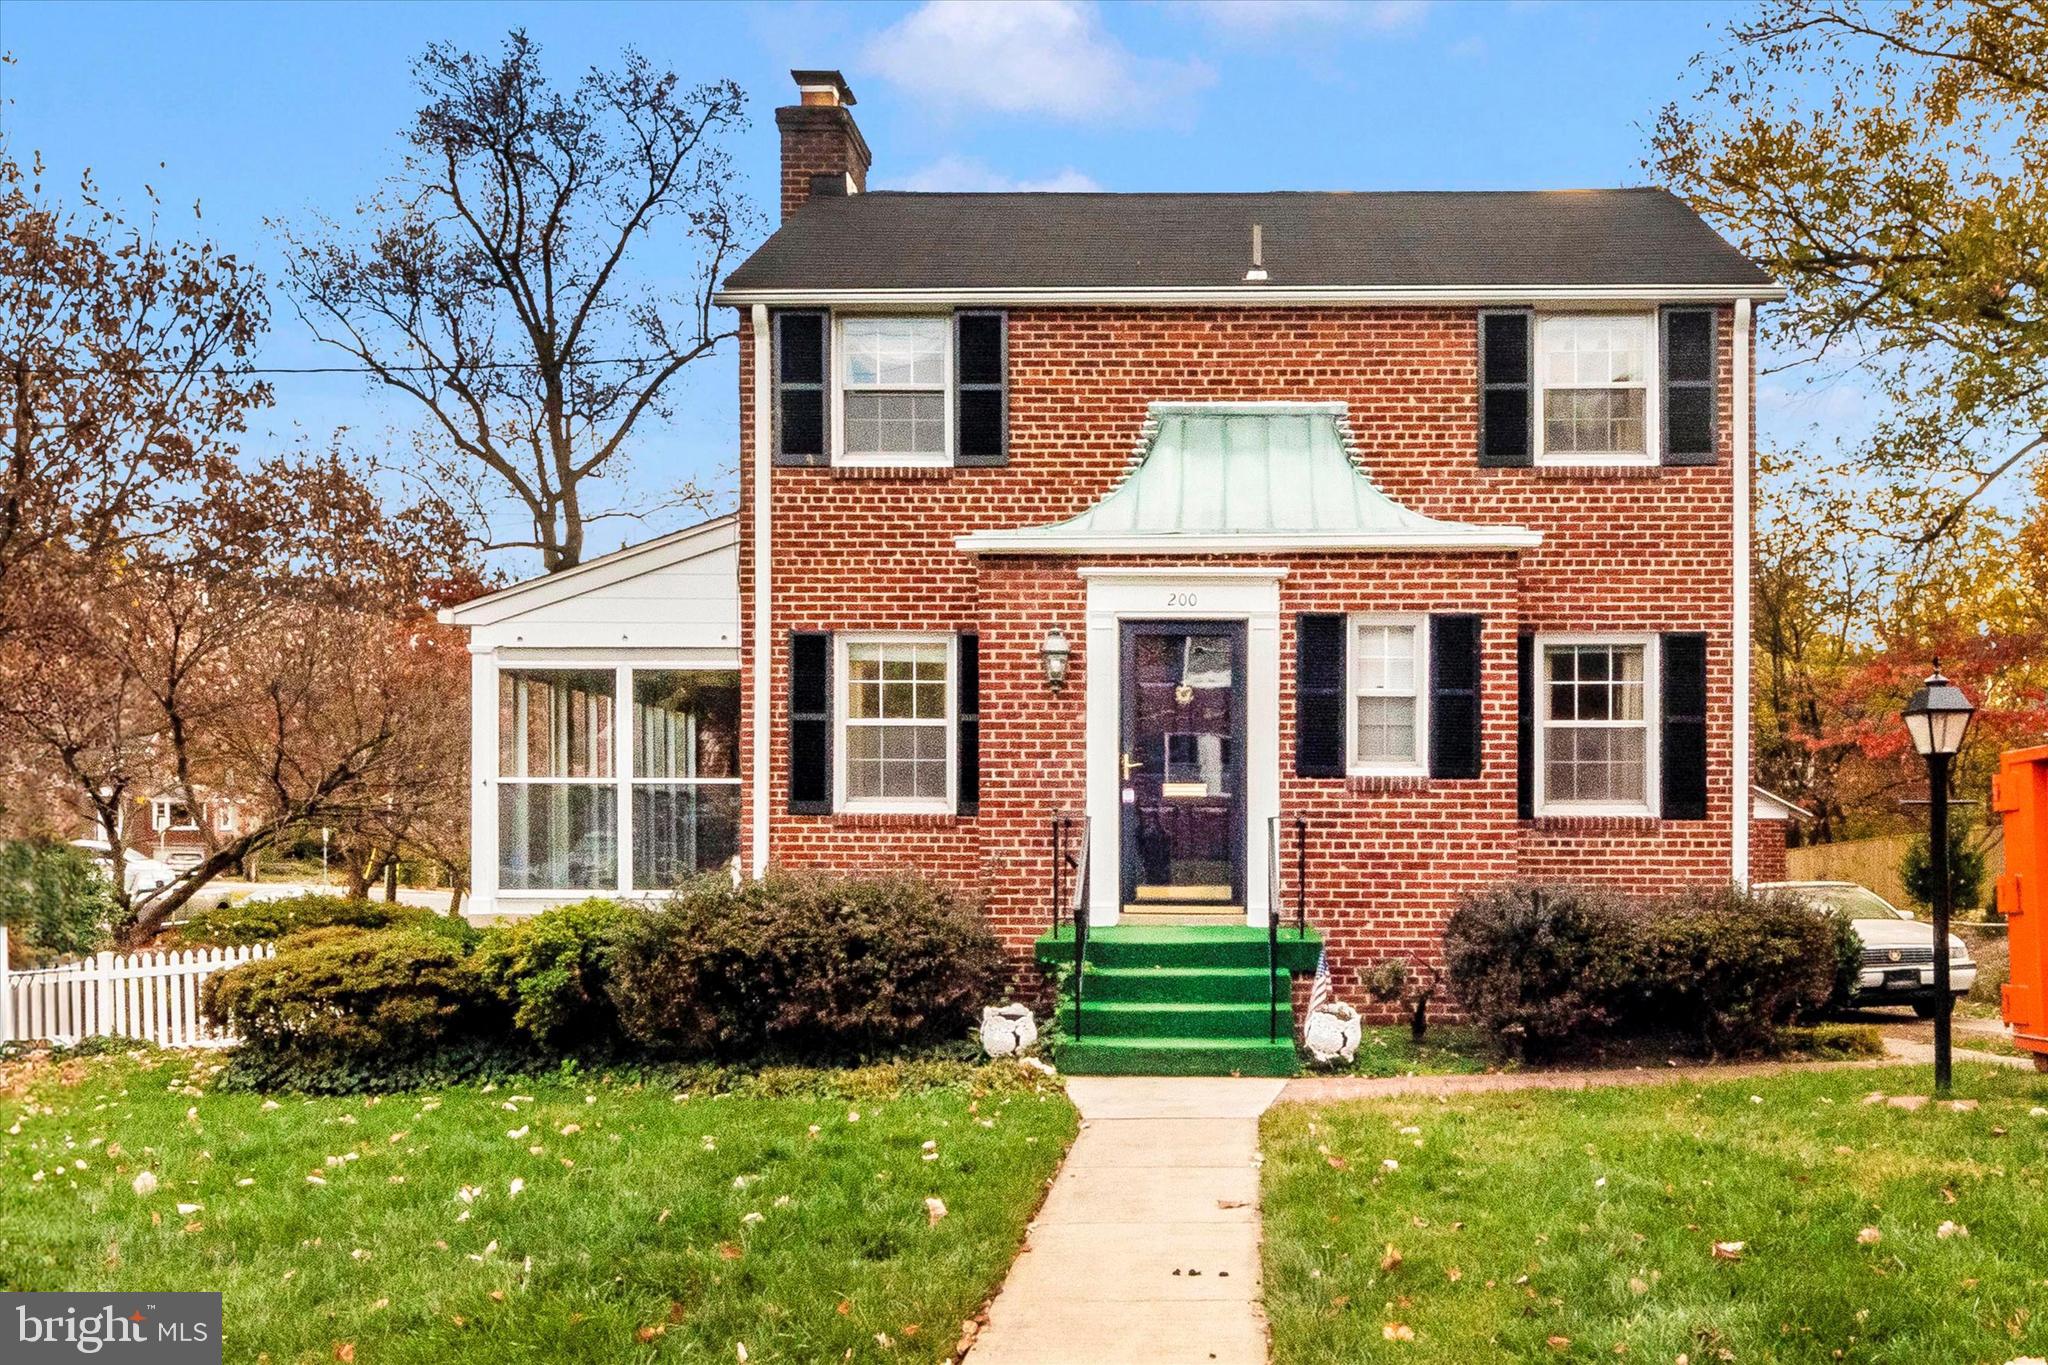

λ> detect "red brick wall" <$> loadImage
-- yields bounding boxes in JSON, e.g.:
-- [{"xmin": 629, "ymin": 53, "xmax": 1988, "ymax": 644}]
[
  {"xmin": 774, "ymin": 106, "xmax": 870, "ymax": 221},
  {"xmin": 736, "ymin": 305, "xmax": 1745, "ymax": 996},
  {"xmin": 1749, "ymin": 818, "xmax": 1789, "ymax": 884}
]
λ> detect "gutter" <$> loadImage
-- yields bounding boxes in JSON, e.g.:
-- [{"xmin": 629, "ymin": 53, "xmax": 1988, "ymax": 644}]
[{"xmin": 716, "ymin": 283, "xmax": 1787, "ymax": 309}]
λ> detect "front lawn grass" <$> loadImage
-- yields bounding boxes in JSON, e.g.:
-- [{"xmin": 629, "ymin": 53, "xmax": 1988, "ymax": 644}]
[
  {"xmin": 1315, "ymin": 1027, "xmax": 1505, "ymax": 1079},
  {"xmin": 1263, "ymin": 1063, "xmax": 2048, "ymax": 1363},
  {"xmin": 0, "ymin": 1051, "xmax": 1076, "ymax": 1363}
]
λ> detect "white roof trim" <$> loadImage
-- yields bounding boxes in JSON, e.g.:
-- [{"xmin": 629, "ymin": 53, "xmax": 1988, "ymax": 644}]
[
  {"xmin": 960, "ymin": 529, "xmax": 1541, "ymax": 554},
  {"xmin": 1750, "ymin": 784, "xmax": 1813, "ymax": 821},
  {"xmin": 716, "ymin": 284, "xmax": 1786, "ymax": 308},
  {"xmin": 439, "ymin": 514, "xmax": 738, "ymax": 628}
]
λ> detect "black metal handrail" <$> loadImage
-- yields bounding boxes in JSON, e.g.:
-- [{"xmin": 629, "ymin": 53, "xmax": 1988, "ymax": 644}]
[
  {"xmin": 1050, "ymin": 812, "xmax": 1090, "ymax": 1038},
  {"xmin": 1294, "ymin": 815, "xmax": 1309, "ymax": 939},
  {"xmin": 1267, "ymin": 815, "xmax": 1282, "ymax": 1041}
]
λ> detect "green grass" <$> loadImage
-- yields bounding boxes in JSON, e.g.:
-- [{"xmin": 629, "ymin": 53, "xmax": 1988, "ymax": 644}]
[
  {"xmin": 1263, "ymin": 1064, "xmax": 2048, "ymax": 1363},
  {"xmin": 1313, "ymin": 1027, "xmax": 1505, "ymax": 1079},
  {"xmin": 0, "ymin": 1051, "xmax": 1076, "ymax": 1363}
]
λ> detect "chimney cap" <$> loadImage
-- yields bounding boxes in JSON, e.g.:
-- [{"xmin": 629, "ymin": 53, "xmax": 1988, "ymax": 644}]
[{"xmin": 791, "ymin": 69, "xmax": 856, "ymax": 107}]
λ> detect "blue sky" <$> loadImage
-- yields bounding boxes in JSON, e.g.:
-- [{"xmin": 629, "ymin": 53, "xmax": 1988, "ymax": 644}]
[{"xmin": 1, "ymin": 0, "xmax": 1844, "ymax": 572}]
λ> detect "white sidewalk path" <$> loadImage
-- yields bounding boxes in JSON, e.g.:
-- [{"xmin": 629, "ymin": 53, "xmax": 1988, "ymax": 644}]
[{"xmin": 967, "ymin": 1077, "xmax": 1286, "ymax": 1365}]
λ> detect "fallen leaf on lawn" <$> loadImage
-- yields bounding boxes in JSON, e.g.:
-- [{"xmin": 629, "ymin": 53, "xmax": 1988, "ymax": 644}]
[
  {"xmin": 1711, "ymin": 1241, "xmax": 1745, "ymax": 1260},
  {"xmin": 901, "ymin": 1323, "xmax": 919, "ymax": 1338},
  {"xmin": 736, "ymin": 1345, "xmax": 748, "ymax": 1363},
  {"xmin": 925, "ymin": 1196, "xmax": 948, "ymax": 1226},
  {"xmin": 1327, "ymin": 1155, "xmax": 1350, "ymax": 1171},
  {"xmin": 1937, "ymin": 1221, "xmax": 1968, "ymax": 1239},
  {"xmin": 742, "ymin": 1212, "xmax": 764, "ymax": 1225},
  {"xmin": 334, "ymin": 1345, "xmax": 355, "ymax": 1363},
  {"xmin": 1380, "ymin": 1244, "xmax": 1403, "ymax": 1272},
  {"xmin": 1858, "ymin": 1228, "xmax": 1882, "ymax": 1246},
  {"xmin": 176, "ymin": 1202, "xmax": 202, "ymax": 1215},
  {"xmin": 132, "ymin": 1171, "xmax": 157, "ymax": 1196},
  {"xmin": 1446, "ymin": 1266, "xmax": 1463, "ymax": 1283},
  {"xmin": 508, "ymin": 1178, "xmax": 524, "ymax": 1199},
  {"xmin": 666, "ymin": 1302, "xmax": 687, "ymax": 1324},
  {"xmin": 1627, "ymin": 1276, "xmax": 1649, "ymax": 1295},
  {"xmin": 657, "ymin": 1209, "xmax": 671, "ymax": 1224},
  {"xmin": 836, "ymin": 1300, "xmax": 851, "ymax": 1316},
  {"xmin": 1382, "ymin": 1159, "xmax": 1400, "ymax": 1172},
  {"xmin": 370, "ymin": 1299, "xmax": 388, "ymax": 1311},
  {"xmin": 636, "ymin": 1323, "xmax": 665, "ymax": 1343},
  {"xmin": 719, "ymin": 1242, "xmax": 743, "ymax": 1259},
  {"xmin": 1549, "ymin": 1337, "xmax": 1572, "ymax": 1351},
  {"xmin": 874, "ymin": 1333, "xmax": 894, "ymax": 1349},
  {"xmin": 489, "ymin": 1291, "xmax": 505, "ymax": 1303},
  {"xmin": 1217, "ymin": 1200, "xmax": 1250, "ymax": 1210},
  {"xmin": 1383, "ymin": 1322, "xmax": 1415, "ymax": 1342}
]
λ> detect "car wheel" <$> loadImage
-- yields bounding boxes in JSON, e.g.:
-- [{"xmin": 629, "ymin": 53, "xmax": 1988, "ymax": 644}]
[{"xmin": 1912, "ymin": 1001, "xmax": 1939, "ymax": 1021}]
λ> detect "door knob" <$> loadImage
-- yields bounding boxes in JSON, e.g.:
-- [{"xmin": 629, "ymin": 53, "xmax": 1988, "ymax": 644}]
[{"xmin": 1120, "ymin": 752, "xmax": 1140, "ymax": 781}]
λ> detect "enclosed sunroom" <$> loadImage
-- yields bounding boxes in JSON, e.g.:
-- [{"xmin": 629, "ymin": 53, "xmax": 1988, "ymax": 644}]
[{"xmin": 439, "ymin": 515, "xmax": 741, "ymax": 920}]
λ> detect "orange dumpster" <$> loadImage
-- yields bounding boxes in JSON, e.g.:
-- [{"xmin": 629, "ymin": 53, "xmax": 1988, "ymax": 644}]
[{"xmin": 1993, "ymin": 744, "xmax": 2048, "ymax": 1070}]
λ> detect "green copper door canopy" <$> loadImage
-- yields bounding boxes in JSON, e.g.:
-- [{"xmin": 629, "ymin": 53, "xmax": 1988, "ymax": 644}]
[{"xmin": 956, "ymin": 401, "xmax": 1541, "ymax": 554}]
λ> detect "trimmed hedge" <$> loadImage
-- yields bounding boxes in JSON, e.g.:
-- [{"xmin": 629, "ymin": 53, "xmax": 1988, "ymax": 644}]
[
  {"xmin": 1446, "ymin": 881, "xmax": 1839, "ymax": 1059},
  {"xmin": 174, "ymin": 893, "xmax": 475, "ymax": 948},
  {"xmin": 201, "ymin": 925, "xmax": 507, "ymax": 1091},
  {"xmin": 608, "ymin": 870, "xmax": 1006, "ymax": 1061},
  {"xmin": 474, "ymin": 898, "xmax": 637, "ymax": 1048}
]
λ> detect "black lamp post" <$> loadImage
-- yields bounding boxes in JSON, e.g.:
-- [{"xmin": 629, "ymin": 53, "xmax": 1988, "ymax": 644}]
[{"xmin": 1902, "ymin": 663, "xmax": 1976, "ymax": 1095}]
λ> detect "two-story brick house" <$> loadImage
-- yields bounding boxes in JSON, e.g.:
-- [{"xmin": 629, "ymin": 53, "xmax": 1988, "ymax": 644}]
[{"xmin": 448, "ymin": 70, "xmax": 1786, "ymax": 1073}]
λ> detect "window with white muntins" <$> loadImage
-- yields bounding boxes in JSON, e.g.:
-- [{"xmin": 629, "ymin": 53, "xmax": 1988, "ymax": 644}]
[
  {"xmin": 837, "ymin": 635, "xmax": 954, "ymax": 811},
  {"xmin": 838, "ymin": 317, "xmax": 949, "ymax": 465},
  {"xmin": 1349, "ymin": 616, "xmax": 1428, "ymax": 775},
  {"xmin": 1536, "ymin": 636, "xmax": 1659, "ymax": 816},
  {"xmin": 1536, "ymin": 314, "xmax": 1658, "ymax": 466}
]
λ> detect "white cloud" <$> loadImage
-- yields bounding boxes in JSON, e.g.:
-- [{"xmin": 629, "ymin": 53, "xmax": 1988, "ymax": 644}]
[
  {"xmin": 883, "ymin": 155, "xmax": 1103, "ymax": 193},
  {"xmin": 862, "ymin": 0, "xmax": 1213, "ymax": 124},
  {"xmin": 1184, "ymin": 0, "xmax": 1431, "ymax": 35}
]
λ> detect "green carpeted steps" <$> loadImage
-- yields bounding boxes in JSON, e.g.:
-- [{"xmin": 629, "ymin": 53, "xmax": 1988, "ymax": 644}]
[{"xmin": 1034, "ymin": 925, "xmax": 1323, "ymax": 1077}]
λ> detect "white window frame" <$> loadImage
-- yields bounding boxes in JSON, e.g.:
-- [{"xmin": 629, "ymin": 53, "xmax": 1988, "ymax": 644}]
[
  {"xmin": 834, "ymin": 632, "xmax": 957, "ymax": 815},
  {"xmin": 832, "ymin": 314, "xmax": 953, "ymax": 468},
  {"xmin": 1533, "ymin": 632, "xmax": 1660, "ymax": 818},
  {"xmin": 151, "ymin": 797, "xmax": 199, "ymax": 833},
  {"xmin": 1533, "ymin": 311, "xmax": 1660, "ymax": 469},
  {"xmin": 494, "ymin": 662, "xmax": 741, "ymax": 897},
  {"xmin": 1346, "ymin": 613, "xmax": 1429, "ymax": 777}
]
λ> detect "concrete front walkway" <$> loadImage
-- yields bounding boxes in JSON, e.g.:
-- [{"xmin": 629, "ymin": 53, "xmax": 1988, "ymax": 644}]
[{"xmin": 967, "ymin": 1077, "xmax": 1286, "ymax": 1365}]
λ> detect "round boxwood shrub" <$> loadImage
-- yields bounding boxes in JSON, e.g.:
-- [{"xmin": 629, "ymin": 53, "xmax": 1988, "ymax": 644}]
[
  {"xmin": 474, "ymin": 897, "xmax": 640, "ymax": 1048},
  {"xmin": 201, "ymin": 925, "xmax": 505, "ymax": 1090},
  {"xmin": 176, "ymin": 893, "xmax": 474, "ymax": 948},
  {"xmin": 608, "ymin": 869, "xmax": 1005, "ymax": 1060},
  {"xmin": 1641, "ymin": 885, "xmax": 1838, "ymax": 1054},
  {"xmin": 1442, "ymin": 882, "xmax": 1643, "ymax": 1059}
]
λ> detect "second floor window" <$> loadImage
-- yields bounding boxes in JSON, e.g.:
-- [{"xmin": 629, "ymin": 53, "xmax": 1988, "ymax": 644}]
[
  {"xmin": 1537, "ymin": 314, "xmax": 1656, "ymax": 465},
  {"xmin": 839, "ymin": 317, "xmax": 949, "ymax": 465}
]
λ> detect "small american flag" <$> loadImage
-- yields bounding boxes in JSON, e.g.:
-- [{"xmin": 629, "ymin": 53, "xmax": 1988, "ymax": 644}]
[{"xmin": 1307, "ymin": 948, "xmax": 1333, "ymax": 1016}]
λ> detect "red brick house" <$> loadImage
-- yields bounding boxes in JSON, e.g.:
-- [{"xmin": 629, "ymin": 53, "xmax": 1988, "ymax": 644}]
[{"xmin": 451, "ymin": 70, "xmax": 1787, "ymax": 1074}]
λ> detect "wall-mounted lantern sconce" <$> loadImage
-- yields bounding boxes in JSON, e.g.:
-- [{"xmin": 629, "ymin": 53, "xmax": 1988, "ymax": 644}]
[{"xmin": 1040, "ymin": 626, "xmax": 1071, "ymax": 692}]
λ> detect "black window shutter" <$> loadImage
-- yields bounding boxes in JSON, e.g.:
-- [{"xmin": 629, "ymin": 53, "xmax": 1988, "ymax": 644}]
[
  {"xmin": 957, "ymin": 633, "xmax": 980, "ymax": 816},
  {"xmin": 955, "ymin": 310, "xmax": 1008, "ymax": 466},
  {"xmin": 1516, "ymin": 634, "xmax": 1535, "ymax": 818},
  {"xmin": 1478, "ymin": 310, "xmax": 1533, "ymax": 467},
  {"xmin": 773, "ymin": 311, "xmax": 829, "ymax": 467},
  {"xmin": 1428, "ymin": 614, "xmax": 1483, "ymax": 780},
  {"xmin": 1296, "ymin": 614, "xmax": 1347, "ymax": 778},
  {"xmin": 1660, "ymin": 632, "xmax": 1709, "ymax": 820},
  {"xmin": 1661, "ymin": 307, "xmax": 1718, "ymax": 466},
  {"xmin": 788, "ymin": 631, "xmax": 832, "ymax": 814}
]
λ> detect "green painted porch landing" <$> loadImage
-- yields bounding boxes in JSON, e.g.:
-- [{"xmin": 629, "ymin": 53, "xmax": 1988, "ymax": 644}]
[{"xmin": 1034, "ymin": 925, "xmax": 1323, "ymax": 1077}]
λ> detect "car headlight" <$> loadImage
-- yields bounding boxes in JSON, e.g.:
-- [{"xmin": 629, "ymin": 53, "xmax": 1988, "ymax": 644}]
[{"xmin": 1950, "ymin": 943, "xmax": 1969, "ymax": 961}]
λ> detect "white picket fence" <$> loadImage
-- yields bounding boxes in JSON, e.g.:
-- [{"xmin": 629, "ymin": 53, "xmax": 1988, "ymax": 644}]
[{"xmin": 0, "ymin": 926, "xmax": 272, "ymax": 1049}]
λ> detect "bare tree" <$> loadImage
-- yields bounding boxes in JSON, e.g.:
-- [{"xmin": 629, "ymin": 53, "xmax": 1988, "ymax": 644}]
[{"xmin": 279, "ymin": 31, "xmax": 755, "ymax": 571}]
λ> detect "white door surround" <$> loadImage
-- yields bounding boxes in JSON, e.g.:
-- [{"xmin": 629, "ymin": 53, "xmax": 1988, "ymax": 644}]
[{"xmin": 1080, "ymin": 568, "xmax": 1285, "ymax": 927}]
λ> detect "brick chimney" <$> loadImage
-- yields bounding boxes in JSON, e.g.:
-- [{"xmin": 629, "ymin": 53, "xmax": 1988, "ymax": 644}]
[{"xmin": 776, "ymin": 70, "xmax": 871, "ymax": 222}]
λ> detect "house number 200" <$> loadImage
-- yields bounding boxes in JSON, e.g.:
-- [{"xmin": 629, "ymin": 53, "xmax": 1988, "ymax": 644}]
[{"xmin": 1165, "ymin": 591, "xmax": 1198, "ymax": 608}]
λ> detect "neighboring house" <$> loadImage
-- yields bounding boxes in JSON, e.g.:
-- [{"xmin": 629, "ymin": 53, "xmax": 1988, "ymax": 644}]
[
  {"xmin": 446, "ymin": 71, "xmax": 1788, "ymax": 1072},
  {"xmin": 89, "ymin": 787, "xmax": 248, "ymax": 870}
]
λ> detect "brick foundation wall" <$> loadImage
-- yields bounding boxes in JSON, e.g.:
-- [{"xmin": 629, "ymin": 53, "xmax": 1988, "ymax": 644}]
[
  {"xmin": 736, "ymin": 304, "xmax": 1746, "ymax": 998},
  {"xmin": 1749, "ymin": 819, "xmax": 1789, "ymax": 884}
]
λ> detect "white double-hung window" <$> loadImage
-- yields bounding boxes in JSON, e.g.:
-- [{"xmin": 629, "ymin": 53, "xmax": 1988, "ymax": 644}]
[
  {"xmin": 1536, "ymin": 636, "xmax": 1658, "ymax": 816},
  {"xmin": 837, "ymin": 635, "xmax": 954, "ymax": 812},
  {"xmin": 837, "ymin": 317, "xmax": 949, "ymax": 465},
  {"xmin": 1536, "ymin": 314, "xmax": 1657, "ymax": 465},
  {"xmin": 1349, "ymin": 616, "xmax": 1428, "ymax": 774}
]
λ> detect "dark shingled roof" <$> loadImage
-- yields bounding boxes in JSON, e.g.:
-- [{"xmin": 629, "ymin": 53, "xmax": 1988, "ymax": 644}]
[{"xmin": 720, "ymin": 188, "xmax": 1772, "ymax": 294}]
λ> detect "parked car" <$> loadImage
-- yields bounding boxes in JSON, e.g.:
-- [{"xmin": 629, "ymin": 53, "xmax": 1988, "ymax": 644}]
[
  {"xmin": 69, "ymin": 838, "xmax": 178, "ymax": 898},
  {"xmin": 1762, "ymin": 880, "xmax": 1976, "ymax": 1018}
]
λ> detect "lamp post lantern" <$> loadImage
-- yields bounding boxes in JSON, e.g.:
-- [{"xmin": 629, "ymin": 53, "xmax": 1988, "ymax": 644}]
[{"xmin": 1902, "ymin": 662, "xmax": 1976, "ymax": 1095}]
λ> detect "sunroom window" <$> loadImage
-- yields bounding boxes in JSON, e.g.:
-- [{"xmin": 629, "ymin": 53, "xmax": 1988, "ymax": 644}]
[
  {"xmin": 497, "ymin": 666, "xmax": 739, "ymax": 894},
  {"xmin": 838, "ymin": 317, "xmax": 948, "ymax": 464},
  {"xmin": 1536, "ymin": 314, "xmax": 1655, "ymax": 463}
]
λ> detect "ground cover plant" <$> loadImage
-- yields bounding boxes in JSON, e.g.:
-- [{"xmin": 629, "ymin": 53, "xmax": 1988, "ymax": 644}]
[
  {"xmin": 1262, "ymin": 1063, "xmax": 2048, "ymax": 1363},
  {"xmin": 0, "ymin": 1048, "xmax": 1076, "ymax": 1363}
]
